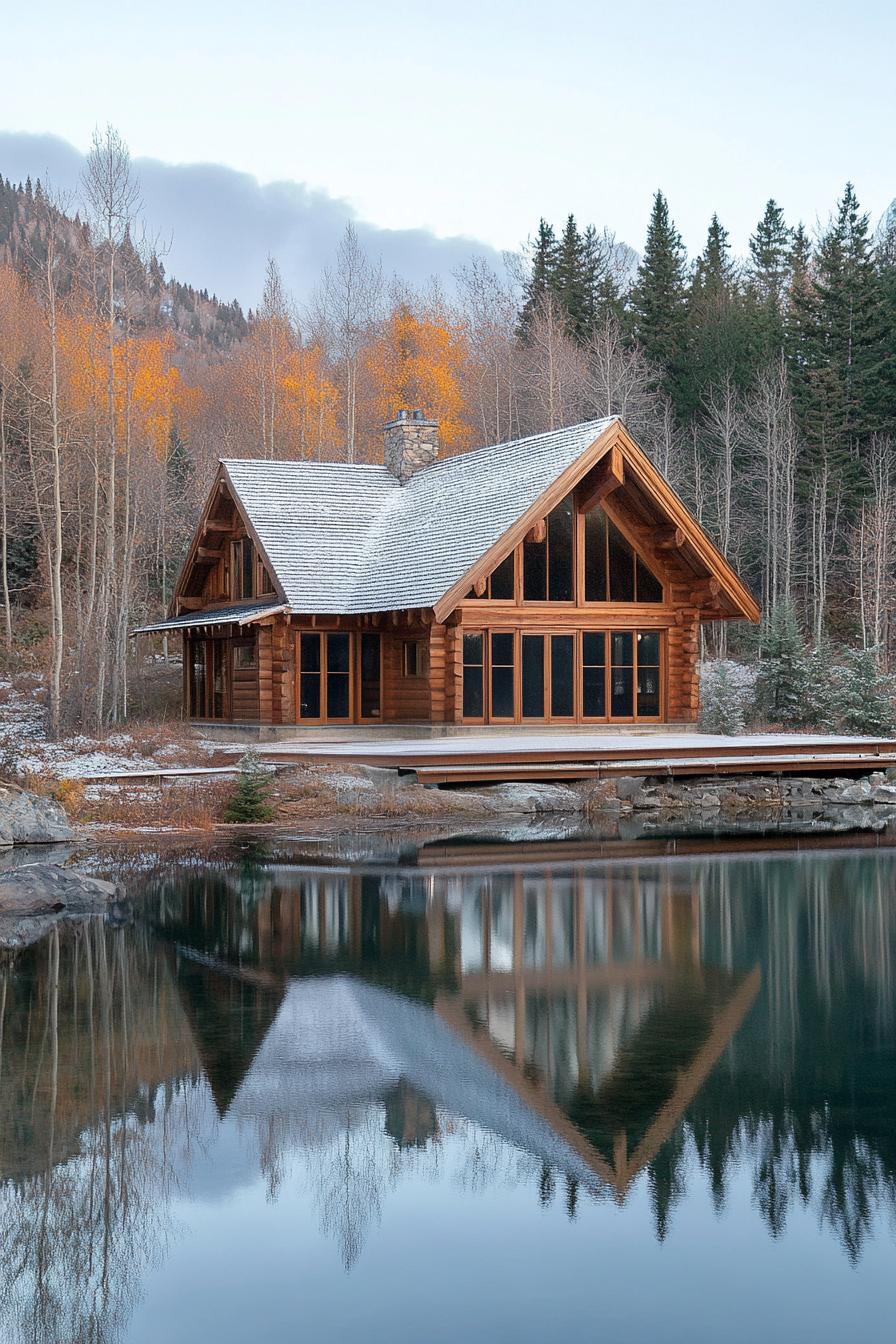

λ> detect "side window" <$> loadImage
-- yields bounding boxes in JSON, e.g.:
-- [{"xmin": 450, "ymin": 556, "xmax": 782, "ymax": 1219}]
[{"xmin": 232, "ymin": 537, "xmax": 255, "ymax": 599}]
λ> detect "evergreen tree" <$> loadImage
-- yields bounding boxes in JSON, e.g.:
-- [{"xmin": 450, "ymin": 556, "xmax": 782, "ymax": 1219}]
[
  {"xmin": 755, "ymin": 600, "xmax": 808, "ymax": 726},
  {"xmin": 748, "ymin": 198, "xmax": 791, "ymax": 353},
  {"xmin": 699, "ymin": 661, "xmax": 747, "ymax": 735},
  {"xmin": 688, "ymin": 214, "xmax": 753, "ymax": 394},
  {"xmin": 224, "ymin": 751, "xmax": 276, "ymax": 823},
  {"xmin": 831, "ymin": 647, "xmax": 896, "ymax": 734},
  {"xmin": 790, "ymin": 185, "xmax": 885, "ymax": 501},
  {"xmin": 554, "ymin": 214, "xmax": 589, "ymax": 343},
  {"xmin": 803, "ymin": 638, "xmax": 839, "ymax": 729},
  {"xmin": 519, "ymin": 219, "xmax": 559, "ymax": 339},
  {"xmin": 630, "ymin": 191, "xmax": 691, "ymax": 414},
  {"xmin": 580, "ymin": 224, "xmax": 624, "ymax": 334},
  {"xmin": 874, "ymin": 201, "xmax": 896, "ymax": 429}
]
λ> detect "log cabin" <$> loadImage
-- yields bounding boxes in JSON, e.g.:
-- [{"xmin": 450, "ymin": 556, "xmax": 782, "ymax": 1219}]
[{"xmin": 136, "ymin": 412, "xmax": 760, "ymax": 727}]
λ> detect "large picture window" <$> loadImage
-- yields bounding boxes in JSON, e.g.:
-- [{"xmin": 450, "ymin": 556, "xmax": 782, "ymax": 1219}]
[
  {"xmin": 584, "ymin": 510, "xmax": 663, "ymax": 603},
  {"xmin": 458, "ymin": 626, "xmax": 663, "ymax": 723},
  {"xmin": 523, "ymin": 495, "xmax": 574, "ymax": 602}
]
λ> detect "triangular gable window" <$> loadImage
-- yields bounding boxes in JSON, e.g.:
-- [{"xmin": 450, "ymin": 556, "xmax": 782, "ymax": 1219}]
[{"xmin": 584, "ymin": 509, "xmax": 663, "ymax": 603}]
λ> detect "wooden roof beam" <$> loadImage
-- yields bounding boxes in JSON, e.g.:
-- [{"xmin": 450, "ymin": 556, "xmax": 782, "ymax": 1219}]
[
  {"xmin": 578, "ymin": 444, "xmax": 625, "ymax": 516},
  {"xmin": 655, "ymin": 526, "xmax": 687, "ymax": 552}
]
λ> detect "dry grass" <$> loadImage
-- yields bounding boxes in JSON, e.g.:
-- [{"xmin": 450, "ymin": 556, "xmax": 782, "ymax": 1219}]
[
  {"xmin": 271, "ymin": 763, "xmax": 474, "ymax": 821},
  {"xmin": 83, "ymin": 777, "xmax": 233, "ymax": 831}
]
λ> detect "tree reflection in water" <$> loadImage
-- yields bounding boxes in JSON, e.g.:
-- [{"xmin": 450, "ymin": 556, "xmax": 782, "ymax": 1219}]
[{"xmin": 0, "ymin": 841, "xmax": 893, "ymax": 1339}]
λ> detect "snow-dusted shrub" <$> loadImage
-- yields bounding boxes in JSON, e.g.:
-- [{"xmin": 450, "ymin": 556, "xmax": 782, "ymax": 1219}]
[
  {"xmin": 699, "ymin": 660, "xmax": 756, "ymax": 735},
  {"xmin": 829, "ymin": 648, "xmax": 896, "ymax": 735}
]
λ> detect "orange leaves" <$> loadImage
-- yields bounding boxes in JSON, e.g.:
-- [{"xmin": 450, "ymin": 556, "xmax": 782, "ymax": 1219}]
[
  {"xmin": 279, "ymin": 345, "xmax": 341, "ymax": 456},
  {"xmin": 56, "ymin": 313, "xmax": 200, "ymax": 458},
  {"xmin": 363, "ymin": 304, "xmax": 473, "ymax": 453},
  {"xmin": 127, "ymin": 331, "xmax": 200, "ymax": 460}
]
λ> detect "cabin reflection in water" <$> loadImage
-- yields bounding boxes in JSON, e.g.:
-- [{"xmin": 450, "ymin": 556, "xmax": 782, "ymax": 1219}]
[{"xmin": 157, "ymin": 859, "xmax": 758, "ymax": 1198}]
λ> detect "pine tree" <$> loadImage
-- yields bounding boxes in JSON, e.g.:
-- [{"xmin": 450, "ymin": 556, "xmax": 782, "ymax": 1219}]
[
  {"xmin": 224, "ymin": 751, "xmax": 276, "ymax": 823},
  {"xmin": 790, "ymin": 185, "xmax": 885, "ymax": 502},
  {"xmin": 831, "ymin": 647, "xmax": 896, "ymax": 734},
  {"xmin": 688, "ymin": 214, "xmax": 753, "ymax": 394},
  {"xmin": 874, "ymin": 201, "xmax": 896, "ymax": 430},
  {"xmin": 554, "ymin": 214, "xmax": 589, "ymax": 344},
  {"xmin": 581, "ymin": 224, "xmax": 625, "ymax": 332},
  {"xmin": 630, "ymin": 191, "xmax": 691, "ymax": 414},
  {"xmin": 803, "ymin": 638, "xmax": 839, "ymax": 729},
  {"xmin": 519, "ymin": 219, "xmax": 559, "ymax": 339},
  {"xmin": 755, "ymin": 600, "xmax": 808, "ymax": 726},
  {"xmin": 748, "ymin": 199, "xmax": 791, "ymax": 354},
  {"xmin": 699, "ymin": 661, "xmax": 747, "ymax": 735}
]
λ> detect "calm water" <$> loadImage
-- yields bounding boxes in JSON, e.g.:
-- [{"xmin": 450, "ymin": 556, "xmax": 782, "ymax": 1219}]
[{"xmin": 2, "ymin": 832, "xmax": 895, "ymax": 1343}]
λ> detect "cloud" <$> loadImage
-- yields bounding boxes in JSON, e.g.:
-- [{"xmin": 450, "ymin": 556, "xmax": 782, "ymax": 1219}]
[{"xmin": 0, "ymin": 131, "xmax": 501, "ymax": 308}]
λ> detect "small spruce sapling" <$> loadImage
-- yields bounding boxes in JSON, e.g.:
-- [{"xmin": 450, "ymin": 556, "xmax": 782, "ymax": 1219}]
[
  {"xmin": 224, "ymin": 750, "xmax": 275, "ymax": 824},
  {"xmin": 831, "ymin": 648, "xmax": 896, "ymax": 735},
  {"xmin": 754, "ymin": 600, "xmax": 807, "ymax": 727},
  {"xmin": 699, "ymin": 661, "xmax": 746, "ymax": 735}
]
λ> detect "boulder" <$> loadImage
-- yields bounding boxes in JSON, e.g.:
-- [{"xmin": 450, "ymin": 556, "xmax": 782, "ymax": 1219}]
[
  {"xmin": 871, "ymin": 783, "xmax": 896, "ymax": 805},
  {"xmin": 0, "ymin": 863, "xmax": 118, "ymax": 950},
  {"xmin": 0, "ymin": 786, "xmax": 73, "ymax": 845},
  {"xmin": 480, "ymin": 782, "xmax": 584, "ymax": 815}
]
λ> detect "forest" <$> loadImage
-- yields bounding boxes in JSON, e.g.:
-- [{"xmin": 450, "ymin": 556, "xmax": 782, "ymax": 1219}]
[{"xmin": 1, "ymin": 126, "xmax": 895, "ymax": 735}]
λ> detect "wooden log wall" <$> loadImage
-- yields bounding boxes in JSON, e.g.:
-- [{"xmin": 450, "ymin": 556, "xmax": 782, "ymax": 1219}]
[
  {"xmin": 383, "ymin": 629, "xmax": 432, "ymax": 722},
  {"xmin": 428, "ymin": 624, "xmax": 447, "ymax": 722},
  {"xmin": 666, "ymin": 611, "xmax": 700, "ymax": 722},
  {"xmin": 231, "ymin": 643, "xmax": 260, "ymax": 722},
  {"xmin": 258, "ymin": 626, "xmax": 273, "ymax": 723}
]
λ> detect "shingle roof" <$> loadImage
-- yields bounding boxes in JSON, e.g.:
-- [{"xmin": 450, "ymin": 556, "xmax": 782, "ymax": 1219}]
[
  {"xmin": 223, "ymin": 418, "xmax": 616, "ymax": 614},
  {"xmin": 133, "ymin": 599, "xmax": 286, "ymax": 634}
]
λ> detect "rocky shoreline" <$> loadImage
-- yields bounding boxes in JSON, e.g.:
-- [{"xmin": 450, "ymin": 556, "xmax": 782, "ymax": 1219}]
[{"xmin": 270, "ymin": 761, "xmax": 896, "ymax": 824}]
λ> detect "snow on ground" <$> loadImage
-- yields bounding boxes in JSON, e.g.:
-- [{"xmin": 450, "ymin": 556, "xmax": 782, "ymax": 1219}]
[{"xmin": 0, "ymin": 676, "xmax": 208, "ymax": 779}]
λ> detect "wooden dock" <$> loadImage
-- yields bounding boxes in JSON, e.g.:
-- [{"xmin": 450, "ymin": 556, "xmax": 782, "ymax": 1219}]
[{"xmin": 245, "ymin": 731, "xmax": 896, "ymax": 787}]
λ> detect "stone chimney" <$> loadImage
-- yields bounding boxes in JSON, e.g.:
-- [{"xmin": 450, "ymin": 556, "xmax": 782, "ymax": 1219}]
[{"xmin": 383, "ymin": 409, "xmax": 439, "ymax": 484}]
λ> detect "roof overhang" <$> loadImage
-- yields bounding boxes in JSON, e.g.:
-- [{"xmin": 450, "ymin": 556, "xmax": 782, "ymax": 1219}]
[{"xmin": 133, "ymin": 601, "xmax": 288, "ymax": 635}]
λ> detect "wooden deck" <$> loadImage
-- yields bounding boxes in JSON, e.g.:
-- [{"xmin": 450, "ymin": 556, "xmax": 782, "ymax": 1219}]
[{"xmin": 239, "ymin": 731, "xmax": 896, "ymax": 787}]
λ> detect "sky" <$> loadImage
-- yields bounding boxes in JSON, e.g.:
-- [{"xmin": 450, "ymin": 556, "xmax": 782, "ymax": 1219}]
[{"xmin": 1, "ymin": 0, "xmax": 894, "ymax": 307}]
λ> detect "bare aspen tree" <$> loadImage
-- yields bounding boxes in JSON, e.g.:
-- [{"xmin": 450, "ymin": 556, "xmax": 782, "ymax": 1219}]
[
  {"xmin": 519, "ymin": 292, "xmax": 586, "ymax": 433},
  {"xmin": 0, "ymin": 378, "xmax": 11, "ymax": 651},
  {"xmin": 455, "ymin": 255, "xmax": 521, "ymax": 444},
  {"xmin": 857, "ymin": 435, "xmax": 896, "ymax": 664},
  {"xmin": 315, "ymin": 223, "xmax": 382, "ymax": 461},
  {"xmin": 702, "ymin": 374, "xmax": 746, "ymax": 657},
  {"xmin": 81, "ymin": 125, "xmax": 141, "ymax": 726},
  {"xmin": 808, "ymin": 449, "xmax": 841, "ymax": 646},
  {"xmin": 255, "ymin": 256, "xmax": 293, "ymax": 457},
  {"xmin": 746, "ymin": 356, "xmax": 798, "ymax": 609},
  {"xmin": 585, "ymin": 314, "xmax": 670, "ymax": 456},
  {"xmin": 11, "ymin": 193, "xmax": 71, "ymax": 736}
]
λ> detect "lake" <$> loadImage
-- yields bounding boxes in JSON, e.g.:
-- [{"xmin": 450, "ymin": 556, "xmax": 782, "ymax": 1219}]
[{"xmin": 2, "ymin": 829, "xmax": 894, "ymax": 1343}]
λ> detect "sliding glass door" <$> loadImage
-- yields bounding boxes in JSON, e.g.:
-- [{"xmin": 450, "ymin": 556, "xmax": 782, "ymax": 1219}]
[{"xmin": 460, "ymin": 628, "xmax": 663, "ymax": 724}]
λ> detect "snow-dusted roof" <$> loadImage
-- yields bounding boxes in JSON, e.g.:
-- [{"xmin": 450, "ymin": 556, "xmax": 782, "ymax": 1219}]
[
  {"xmin": 133, "ymin": 599, "xmax": 286, "ymax": 635},
  {"xmin": 223, "ymin": 418, "xmax": 616, "ymax": 615}
]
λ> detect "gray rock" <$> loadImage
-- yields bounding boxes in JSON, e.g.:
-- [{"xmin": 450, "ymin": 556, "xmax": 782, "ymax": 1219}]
[
  {"xmin": 0, "ymin": 864, "xmax": 119, "ymax": 950},
  {"xmin": 614, "ymin": 775, "xmax": 647, "ymax": 801},
  {"xmin": 0, "ymin": 786, "xmax": 73, "ymax": 844},
  {"xmin": 633, "ymin": 787, "xmax": 663, "ymax": 809},
  {"xmin": 835, "ymin": 780, "xmax": 873, "ymax": 804},
  {"xmin": 871, "ymin": 784, "xmax": 896, "ymax": 805},
  {"xmin": 480, "ymin": 782, "xmax": 584, "ymax": 815}
]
